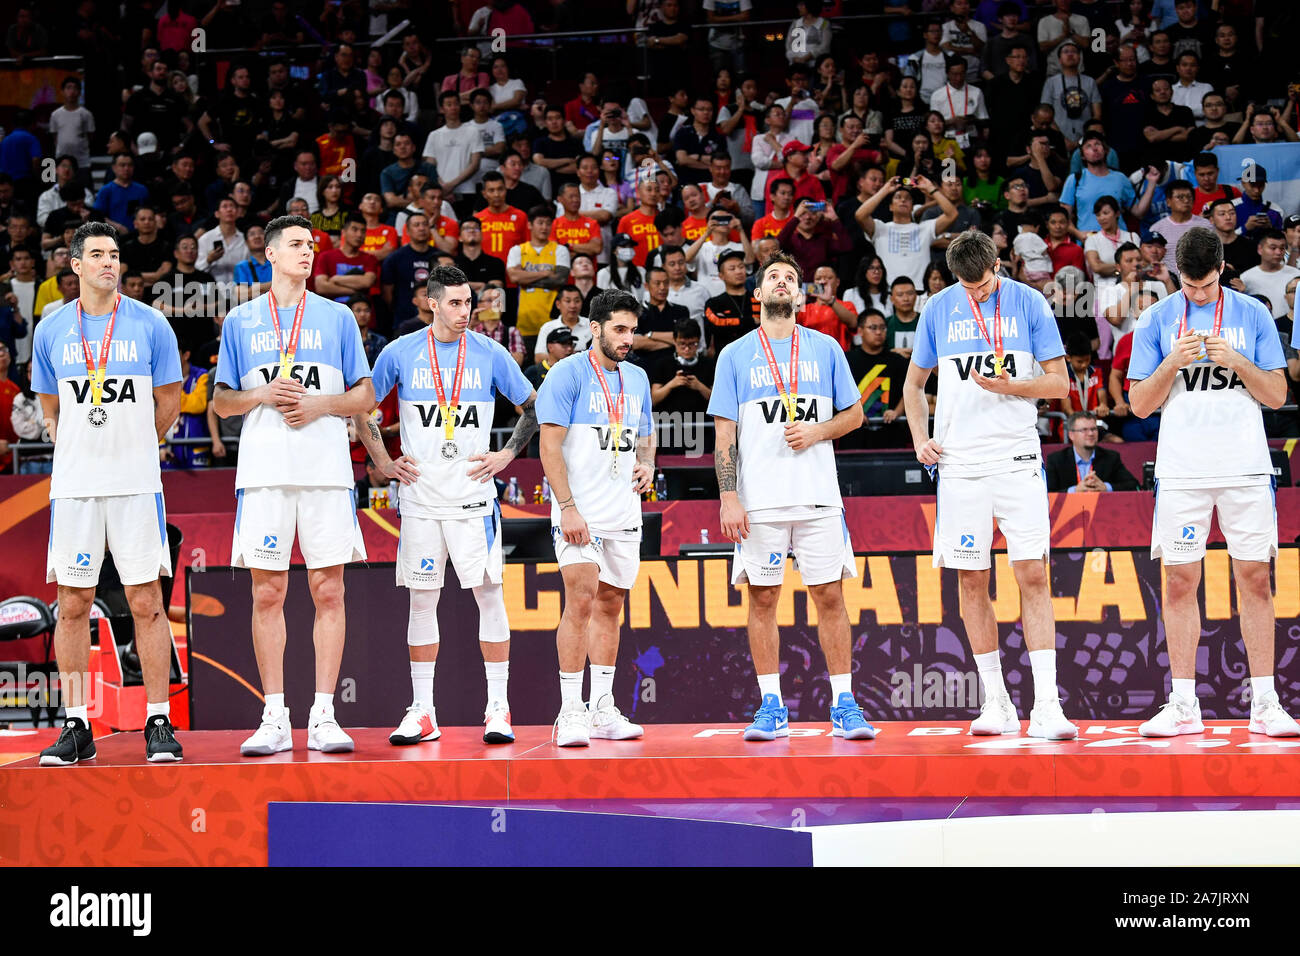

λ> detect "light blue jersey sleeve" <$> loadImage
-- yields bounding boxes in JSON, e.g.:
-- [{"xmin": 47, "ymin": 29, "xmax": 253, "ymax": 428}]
[
  {"xmin": 31, "ymin": 318, "xmax": 57, "ymax": 395},
  {"xmin": 370, "ymin": 339, "xmax": 400, "ymax": 403},
  {"xmin": 493, "ymin": 340, "xmax": 535, "ymax": 406},
  {"xmin": 706, "ymin": 344, "xmax": 739, "ymax": 420},
  {"xmin": 911, "ymin": 298, "xmax": 938, "ymax": 369},
  {"xmin": 536, "ymin": 357, "xmax": 580, "ymax": 427},
  {"xmin": 150, "ymin": 314, "xmax": 182, "ymax": 386},
  {"xmin": 1028, "ymin": 289, "xmax": 1065, "ymax": 361},
  {"xmin": 215, "ymin": 313, "xmax": 245, "ymax": 389},
  {"xmin": 637, "ymin": 371, "xmax": 653, "ymax": 436},
  {"xmin": 1126, "ymin": 307, "xmax": 1165, "ymax": 381},
  {"xmin": 339, "ymin": 304, "xmax": 372, "ymax": 384},
  {"xmin": 830, "ymin": 338, "xmax": 861, "ymax": 411},
  {"xmin": 1253, "ymin": 300, "xmax": 1287, "ymax": 371}
]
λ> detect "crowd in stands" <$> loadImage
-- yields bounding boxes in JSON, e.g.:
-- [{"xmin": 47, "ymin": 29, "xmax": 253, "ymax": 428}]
[{"xmin": 3, "ymin": 0, "xmax": 1300, "ymax": 485}]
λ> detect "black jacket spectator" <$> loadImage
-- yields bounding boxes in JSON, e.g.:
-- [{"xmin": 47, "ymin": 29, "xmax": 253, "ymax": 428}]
[{"xmin": 1044, "ymin": 445, "xmax": 1140, "ymax": 493}]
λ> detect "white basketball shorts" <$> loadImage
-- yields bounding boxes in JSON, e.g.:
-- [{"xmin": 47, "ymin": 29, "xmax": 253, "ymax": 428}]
[
  {"xmin": 934, "ymin": 468, "xmax": 1050, "ymax": 569},
  {"xmin": 397, "ymin": 505, "xmax": 504, "ymax": 589},
  {"xmin": 553, "ymin": 530, "xmax": 641, "ymax": 591},
  {"xmin": 731, "ymin": 510, "xmax": 857, "ymax": 587},
  {"xmin": 47, "ymin": 492, "xmax": 172, "ymax": 587},
  {"xmin": 1152, "ymin": 480, "xmax": 1277, "ymax": 564},
  {"xmin": 232, "ymin": 486, "xmax": 367, "ymax": 570}
]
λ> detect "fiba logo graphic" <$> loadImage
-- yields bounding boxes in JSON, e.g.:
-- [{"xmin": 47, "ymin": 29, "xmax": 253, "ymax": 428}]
[
  {"xmin": 75, "ymin": 553, "xmax": 91, "ymax": 568},
  {"xmin": 420, "ymin": 557, "xmax": 436, "ymax": 572},
  {"xmin": 1181, "ymin": 526, "xmax": 1196, "ymax": 542},
  {"xmin": 263, "ymin": 535, "xmax": 278, "ymax": 549},
  {"xmin": 960, "ymin": 533, "xmax": 976, "ymax": 548}
]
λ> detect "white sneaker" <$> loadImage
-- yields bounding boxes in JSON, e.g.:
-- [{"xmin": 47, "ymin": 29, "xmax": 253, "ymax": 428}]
[
  {"xmin": 1139, "ymin": 696, "xmax": 1204, "ymax": 737},
  {"xmin": 240, "ymin": 708, "xmax": 292, "ymax": 756},
  {"xmin": 389, "ymin": 704, "xmax": 440, "ymax": 745},
  {"xmin": 1248, "ymin": 692, "xmax": 1300, "ymax": 737},
  {"xmin": 590, "ymin": 694, "xmax": 644, "ymax": 740},
  {"xmin": 553, "ymin": 698, "xmax": 591, "ymax": 747},
  {"xmin": 307, "ymin": 709, "xmax": 355, "ymax": 753},
  {"xmin": 969, "ymin": 693, "xmax": 1019, "ymax": 735},
  {"xmin": 1027, "ymin": 698, "xmax": 1079, "ymax": 739},
  {"xmin": 483, "ymin": 700, "xmax": 514, "ymax": 744}
]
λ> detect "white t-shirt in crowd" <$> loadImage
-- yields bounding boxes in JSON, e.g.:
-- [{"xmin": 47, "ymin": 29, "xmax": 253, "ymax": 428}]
[
  {"xmin": 1241, "ymin": 264, "xmax": 1300, "ymax": 319},
  {"xmin": 47, "ymin": 105, "xmax": 96, "ymax": 168},
  {"xmin": 873, "ymin": 219, "xmax": 939, "ymax": 286},
  {"xmin": 423, "ymin": 124, "xmax": 484, "ymax": 196},
  {"xmin": 1013, "ymin": 232, "xmax": 1052, "ymax": 275}
]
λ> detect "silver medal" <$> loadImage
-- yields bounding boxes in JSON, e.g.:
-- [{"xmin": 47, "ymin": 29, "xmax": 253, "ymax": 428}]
[{"xmin": 441, "ymin": 440, "xmax": 459, "ymax": 461}]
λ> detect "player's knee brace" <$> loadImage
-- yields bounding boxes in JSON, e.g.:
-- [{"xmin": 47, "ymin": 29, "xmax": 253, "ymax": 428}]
[
  {"xmin": 472, "ymin": 583, "xmax": 510, "ymax": 644},
  {"xmin": 407, "ymin": 588, "xmax": 441, "ymax": 646}
]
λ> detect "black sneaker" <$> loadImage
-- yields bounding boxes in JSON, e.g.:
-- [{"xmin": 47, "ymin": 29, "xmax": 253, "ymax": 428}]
[
  {"xmin": 144, "ymin": 714, "xmax": 184, "ymax": 762},
  {"xmin": 39, "ymin": 718, "xmax": 96, "ymax": 767}
]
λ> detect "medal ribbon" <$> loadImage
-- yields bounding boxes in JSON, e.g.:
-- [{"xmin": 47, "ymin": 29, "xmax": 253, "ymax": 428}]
[
  {"xmin": 1177, "ymin": 288, "xmax": 1224, "ymax": 339},
  {"xmin": 966, "ymin": 280, "xmax": 1003, "ymax": 373},
  {"xmin": 757, "ymin": 326, "xmax": 799, "ymax": 422},
  {"xmin": 76, "ymin": 294, "xmax": 121, "ymax": 406},
  {"xmin": 428, "ymin": 328, "xmax": 468, "ymax": 441},
  {"xmin": 267, "ymin": 289, "xmax": 307, "ymax": 379},
  {"xmin": 589, "ymin": 351, "xmax": 625, "ymax": 466}
]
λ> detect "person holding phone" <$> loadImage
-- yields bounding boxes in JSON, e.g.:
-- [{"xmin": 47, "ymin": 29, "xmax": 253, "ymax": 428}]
[
  {"xmin": 685, "ymin": 207, "xmax": 754, "ymax": 285},
  {"xmin": 195, "ymin": 196, "xmax": 248, "ymax": 285},
  {"xmin": 777, "ymin": 196, "xmax": 852, "ymax": 280}
]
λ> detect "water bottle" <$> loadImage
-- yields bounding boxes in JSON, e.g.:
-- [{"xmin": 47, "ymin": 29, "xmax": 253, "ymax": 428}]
[
  {"xmin": 507, "ymin": 477, "xmax": 519, "ymax": 504},
  {"xmin": 700, "ymin": 529, "xmax": 710, "ymax": 544},
  {"xmin": 654, "ymin": 471, "xmax": 668, "ymax": 501},
  {"xmin": 541, "ymin": 477, "xmax": 551, "ymax": 502}
]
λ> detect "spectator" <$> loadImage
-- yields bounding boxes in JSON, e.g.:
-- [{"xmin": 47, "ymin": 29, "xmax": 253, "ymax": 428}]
[
  {"xmin": 1208, "ymin": 197, "xmax": 1260, "ymax": 278},
  {"xmin": 0, "ymin": 292, "xmax": 28, "ymax": 371},
  {"xmin": 798, "ymin": 264, "xmax": 857, "ymax": 350},
  {"xmin": 843, "ymin": 309, "xmax": 911, "ymax": 448},
  {"xmin": 380, "ymin": 134, "xmax": 437, "ymax": 212},
  {"xmin": 1232, "ymin": 103, "xmax": 1299, "ymax": 145},
  {"xmin": 533, "ymin": 105, "xmax": 582, "ymax": 197},
  {"xmin": 278, "ymin": 150, "xmax": 321, "ymax": 216},
  {"xmin": 752, "ymin": 177, "xmax": 796, "ymax": 240},
  {"xmin": 930, "ymin": 58, "xmax": 988, "ymax": 149},
  {"xmin": 615, "ymin": 178, "xmax": 662, "ymax": 268},
  {"xmin": 92, "ymin": 154, "xmax": 150, "ymax": 234},
  {"xmin": 1042, "ymin": 205, "xmax": 1088, "ymax": 275},
  {"xmin": 649, "ymin": 318, "xmax": 714, "ymax": 453},
  {"xmin": 921, "ymin": 175, "xmax": 981, "ymax": 246},
  {"xmin": 382, "ymin": 211, "xmax": 436, "ymax": 331},
  {"xmin": 687, "ymin": 208, "xmax": 753, "ymax": 286},
  {"xmin": 355, "ymin": 457, "xmax": 397, "ymax": 509},
  {"xmin": 751, "ymin": 104, "xmax": 794, "ymax": 218},
  {"xmin": 0, "ymin": 342, "xmax": 19, "ymax": 470},
  {"xmin": 119, "ymin": 270, "xmax": 146, "ymax": 302},
  {"xmin": 1164, "ymin": 0, "xmax": 1214, "ymax": 60},
  {"xmin": 1142, "ymin": 77, "xmax": 1195, "ymax": 162},
  {"xmin": 982, "ymin": 5, "xmax": 1035, "ymax": 81},
  {"xmin": 349, "ymin": 296, "xmax": 387, "ymax": 367},
  {"xmin": 700, "ymin": 154, "xmax": 754, "ymax": 227},
  {"xmin": 475, "ymin": 171, "xmax": 528, "ymax": 267},
  {"xmin": 1170, "ymin": 52, "xmax": 1213, "ymax": 121},
  {"xmin": 534, "ymin": 285, "xmax": 592, "ymax": 364},
  {"xmin": 1242, "ymin": 230, "xmax": 1300, "ymax": 321},
  {"xmin": 1101, "ymin": 241, "xmax": 1173, "ymax": 336},
  {"xmin": 1061, "ymin": 135, "xmax": 1137, "ymax": 235},
  {"xmin": 1232, "ymin": 166, "xmax": 1285, "ymax": 241},
  {"xmin": 702, "ymin": 0, "xmax": 751, "ymax": 75},
  {"xmin": 358, "ymin": 191, "xmax": 399, "ymax": 263},
  {"xmin": 35, "ymin": 157, "xmax": 93, "ymax": 232},
  {"xmin": 907, "ymin": 21, "xmax": 950, "ymax": 104},
  {"xmin": 671, "ymin": 96, "xmax": 729, "ymax": 187},
  {"xmin": 551, "ymin": 182, "xmax": 603, "ymax": 260},
  {"xmin": 884, "ymin": 276, "xmax": 921, "ymax": 358},
  {"xmin": 823, "ymin": 115, "xmax": 882, "ymax": 205},
  {"xmin": 320, "ymin": 42, "xmax": 368, "ymax": 112},
  {"xmin": 702, "ymin": 248, "xmax": 756, "ymax": 355},
  {"xmin": 525, "ymin": 327, "xmax": 575, "ymax": 389},
  {"xmin": 775, "ymin": 65, "xmax": 819, "ymax": 145},
  {"xmin": 48, "ymin": 78, "xmax": 95, "ymax": 172},
  {"xmin": 855, "ymin": 175, "xmax": 957, "ymax": 285},
  {"xmin": 771, "ymin": 141, "xmax": 827, "ymax": 208},
  {"xmin": 454, "ymin": 217, "xmax": 507, "ymax": 293},
  {"xmin": 1040, "ymin": 42, "xmax": 1100, "ymax": 151},
  {"xmin": 496, "ymin": 151, "xmax": 546, "ymax": 214},
  {"xmin": 1150, "ymin": 179, "xmax": 1211, "ymax": 273},
  {"xmin": 1083, "ymin": 196, "xmax": 1141, "ymax": 288},
  {"xmin": 312, "ymin": 212, "xmax": 379, "ymax": 302},
  {"xmin": 776, "ymin": 198, "xmax": 851, "ymax": 279},
  {"xmin": 508, "ymin": 205, "xmax": 570, "ymax": 352},
  {"xmin": 1059, "ymin": 334, "xmax": 1112, "ymax": 423},
  {"xmin": 163, "ymin": 338, "xmax": 211, "ymax": 470},
  {"xmin": 942, "ymin": 0, "xmax": 987, "ymax": 76},
  {"xmin": 564, "ymin": 71, "xmax": 602, "ymax": 137},
  {"xmin": 635, "ymin": 265, "xmax": 690, "ymax": 356},
  {"xmin": 423, "ymin": 90, "xmax": 484, "ymax": 206},
  {"xmin": 469, "ymin": 287, "xmax": 526, "ymax": 366},
  {"xmin": 196, "ymin": 196, "xmax": 247, "ymax": 285},
  {"xmin": 467, "ymin": 88, "xmax": 507, "ymax": 188},
  {"xmin": 1010, "ymin": 211, "xmax": 1052, "ymax": 289},
  {"xmin": 117, "ymin": 206, "xmax": 171, "ymax": 290},
  {"xmin": 312, "ymin": 176, "xmax": 347, "ymax": 239},
  {"xmin": 1188, "ymin": 152, "xmax": 1239, "ymax": 216},
  {"xmin": 1037, "ymin": 0, "xmax": 1091, "ymax": 77},
  {"xmin": 660, "ymin": 245, "xmax": 710, "ymax": 331},
  {"xmin": 5, "ymin": 6, "xmax": 47, "ymax": 64},
  {"xmin": 1045, "ymin": 410, "xmax": 1139, "ymax": 492},
  {"xmin": 155, "ymin": 234, "xmax": 216, "ymax": 319}
]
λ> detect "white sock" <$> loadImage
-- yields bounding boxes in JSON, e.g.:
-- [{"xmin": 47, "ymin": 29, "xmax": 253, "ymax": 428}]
[
  {"xmin": 1171, "ymin": 677, "xmax": 1196, "ymax": 703},
  {"xmin": 1250, "ymin": 675, "xmax": 1275, "ymax": 704},
  {"xmin": 484, "ymin": 660, "xmax": 508, "ymax": 707},
  {"xmin": 146, "ymin": 701, "xmax": 170, "ymax": 719},
  {"xmin": 312, "ymin": 692, "xmax": 334, "ymax": 715},
  {"xmin": 829, "ymin": 673, "xmax": 851, "ymax": 700},
  {"xmin": 411, "ymin": 660, "xmax": 436, "ymax": 711},
  {"xmin": 264, "ymin": 693, "xmax": 285, "ymax": 717},
  {"xmin": 757, "ymin": 673, "xmax": 782, "ymax": 704},
  {"xmin": 66, "ymin": 704, "xmax": 88, "ymax": 723},
  {"xmin": 559, "ymin": 669, "xmax": 584, "ymax": 706},
  {"xmin": 973, "ymin": 651, "xmax": 1007, "ymax": 699},
  {"xmin": 1027, "ymin": 649, "xmax": 1058, "ymax": 704},
  {"xmin": 590, "ymin": 664, "xmax": 616, "ymax": 706}
]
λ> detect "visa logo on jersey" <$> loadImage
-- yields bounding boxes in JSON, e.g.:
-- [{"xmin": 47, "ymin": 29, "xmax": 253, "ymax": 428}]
[
  {"xmin": 257, "ymin": 365, "xmax": 321, "ymax": 389},
  {"xmin": 758, "ymin": 396, "xmax": 819, "ymax": 424},
  {"xmin": 416, "ymin": 404, "xmax": 481, "ymax": 429},
  {"xmin": 592, "ymin": 425, "xmax": 635, "ymax": 452},
  {"xmin": 951, "ymin": 354, "xmax": 1018, "ymax": 380},
  {"xmin": 68, "ymin": 379, "xmax": 138, "ymax": 404},
  {"xmin": 1179, "ymin": 366, "xmax": 1245, "ymax": 391}
]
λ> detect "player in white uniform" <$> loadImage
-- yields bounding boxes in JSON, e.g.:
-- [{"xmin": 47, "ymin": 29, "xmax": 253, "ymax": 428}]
[
  {"xmin": 708, "ymin": 251, "xmax": 876, "ymax": 741},
  {"xmin": 538, "ymin": 289, "xmax": 654, "ymax": 747},
  {"xmin": 903, "ymin": 230, "xmax": 1078, "ymax": 739},
  {"xmin": 213, "ymin": 215, "xmax": 375, "ymax": 756},
  {"xmin": 1130, "ymin": 228, "xmax": 1299, "ymax": 737},
  {"xmin": 353, "ymin": 265, "xmax": 538, "ymax": 745},
  {"xmin": 34, "ymin": 222, "xmax": 184, "ymax": 765}
]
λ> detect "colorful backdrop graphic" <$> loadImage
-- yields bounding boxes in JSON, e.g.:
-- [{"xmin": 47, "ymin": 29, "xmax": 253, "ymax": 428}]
[{"xmin": 188, "ymin": 548, "xmax": 1300, "ymax": 729}]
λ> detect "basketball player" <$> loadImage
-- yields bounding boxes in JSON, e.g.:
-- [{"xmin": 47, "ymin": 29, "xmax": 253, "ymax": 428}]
[
  {"xmin": 213, "ymin": 215, "xmax": 375, "ymax": 755},
  {"xmin": 34, "ymin": 221, "xmax": 184, "ymax": 765},
  {"xmin": 709, "ymin": 251, "xmax": 876, "ymax": 741},
  {"xmin": 902, "ymin": 231, "xmax": 1078, "ymax": 739},
  {"xmin": 537, "ymin": 289, "xmax": 654, "ymax": 747},
  {"xmin": 352, "ymin": 265, "xmax": 538, "ymax": 745},
  {"xmin": 1130, "ymin": 229, "xmax": 1298, "ymax": 737}
]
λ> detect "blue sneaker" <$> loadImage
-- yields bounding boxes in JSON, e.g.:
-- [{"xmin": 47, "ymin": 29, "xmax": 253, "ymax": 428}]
[
  {"xmin": 830, "ymin": 692, "xmax": 877, "ymax": 740},
  {"xmin": 743, "ymin": 693, "xmax": 790, "ymax": 741}
]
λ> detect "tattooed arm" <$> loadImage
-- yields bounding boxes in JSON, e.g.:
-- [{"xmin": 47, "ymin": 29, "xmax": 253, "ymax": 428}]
[
  {"xmin": 713, "ymin": 416, "xmax": 749, "ymax": 541},
  {"xmin": 350, "ymin": 412, "xmax": 421, "ymax": 484},
  {"xmin": 467, "ymin": 392, "xmax": 538, "ymax": 482},
  {"xmin": 631, "ymin": 426, "xmax": 655, "ymax": 496}
]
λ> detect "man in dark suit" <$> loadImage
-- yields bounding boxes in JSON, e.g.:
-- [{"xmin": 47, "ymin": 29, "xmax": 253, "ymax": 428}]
[{"xmin": 1045, "ymin": 411, "xmax": 1140, "ymax": 492}]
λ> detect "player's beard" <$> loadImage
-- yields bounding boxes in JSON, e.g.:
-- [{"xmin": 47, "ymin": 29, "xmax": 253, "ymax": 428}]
[
  {"xmin": 597, "ymin": 332, "xmax": 626, "ymax": 363},
  {"xmin": 762, "ymin": 297, "xmax": 795, "ymax": 321}
]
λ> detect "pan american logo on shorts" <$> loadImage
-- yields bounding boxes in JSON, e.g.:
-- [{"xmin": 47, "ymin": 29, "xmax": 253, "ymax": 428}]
[
  {"xmin": 1182, "ymin": 526, "xmax": 1196, "ymax": 541},
  {"xmin": 65, "ymin": 551, "xmax": 95, "ymax": 580},
  {"xmin": 767, "ymin": 551, "xmax": 782, "ymax": 567},
  {"xmin": 75, "ymin": 552, "xmax": 92, "ymax": 568},
  {"xmin": 1167, "ymin": 524, "xmax": 1200, "ymax": 554},
  {"xmin": 954, "ymin": 531, "xmax": 980, "ymax": 560},
  {"xmin": 420, "ymin": 557, "xmax": 437, "ymax": 572},
  {"xmin": 960, "ymin": 533, "xmax": 975, "ymax": 548},
  {"xmin": 253, "ymin": 534, "xmax": 280, "ymax": 560}
]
